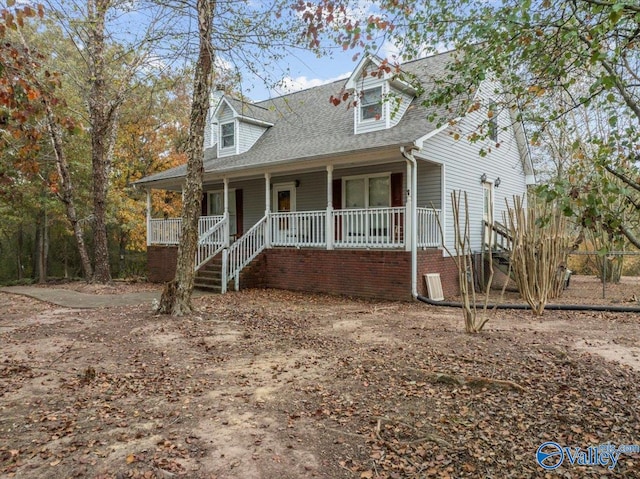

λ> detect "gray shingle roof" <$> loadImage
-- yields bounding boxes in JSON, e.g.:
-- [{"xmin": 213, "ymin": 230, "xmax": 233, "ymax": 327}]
[{"xmin": 137, "ymin": 51, "xmax": 462, "ymax": 186}]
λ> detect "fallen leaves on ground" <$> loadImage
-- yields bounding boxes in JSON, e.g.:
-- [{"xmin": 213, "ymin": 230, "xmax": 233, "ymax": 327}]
[{"xmin": 1, "ymin": 281, "xmax": 640, "ymax": 478}]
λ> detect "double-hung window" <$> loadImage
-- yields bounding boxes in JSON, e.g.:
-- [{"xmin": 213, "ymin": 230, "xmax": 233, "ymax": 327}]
[
  {"xmin": 360, "ymin": 87, "xmax": 382, "ymax": 121},
  {"xmin": 344, "ymin": 174, "xmax": 390, "ymax": 209},
  {"xmin": 221, "ymin": 121, "xmax": 235, "ymax": 148}
]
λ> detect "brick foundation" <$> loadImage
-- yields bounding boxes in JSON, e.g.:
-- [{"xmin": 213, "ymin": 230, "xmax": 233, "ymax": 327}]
[
  {"xmin": 147, "ymin": 245, "xmax": 461, "ymax": 300},
  {"xmin": 417, "ymin": 250, "xmax": 460, "ymax": 298},
  {"xmin": 260, "ymin": 248, "xmax": 414, "ymax": 301},
  {"xmin": 239, "ymin": 248, "xmax": 460, "ymax": 301},
  {"xmin": 147, "ymin": 245, "xmax": 178, "ymax": 282}
]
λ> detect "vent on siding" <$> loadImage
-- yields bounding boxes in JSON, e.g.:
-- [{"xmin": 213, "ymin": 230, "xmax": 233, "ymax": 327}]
[{"xmin": 424, "ymin": 273, "xmax": 444, "ymax": 301}]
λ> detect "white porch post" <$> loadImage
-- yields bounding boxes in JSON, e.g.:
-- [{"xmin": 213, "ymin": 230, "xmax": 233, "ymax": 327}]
[
  {"xmin": 405, "ymin": 161, "xmax": 412, "ymax": 252},
  {"xmin": 326, "ymin": 165, "xmax": 334, "ymax": 250},
  {"xmin": 264, "ymin": 172, "xmax": 271, "ymax": 248},
  {"xmin": 146, "ymin": 188, "xmax": 152, "ymax": 246},
  {"xmin": 223, "ymin": 177, "xmax": 230, "ymax": 247}
]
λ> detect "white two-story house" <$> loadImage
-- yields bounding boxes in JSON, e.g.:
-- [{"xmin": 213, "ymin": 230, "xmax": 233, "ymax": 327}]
[{"xmin": 135, "ymin": 51, "xmax": 534, "ymax": 300}]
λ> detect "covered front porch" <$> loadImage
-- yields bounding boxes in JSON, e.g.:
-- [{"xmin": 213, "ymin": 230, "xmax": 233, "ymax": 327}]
[{"xmin": 144, "ymin": 156, "xmax": 445, "ymax": 295}]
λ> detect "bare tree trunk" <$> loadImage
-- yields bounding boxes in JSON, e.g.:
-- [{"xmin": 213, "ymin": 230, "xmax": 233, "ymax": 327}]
[
  {"xmin": 36, "ymin": 208, "xmax": 48, "ymax": 283},
  {"xmin": 16, "ymin": 225, "xmax": 23, "ymax": 281},
  {"xmin": 157, "ymin": 0, "xmax": 215, "ymax": 315},
  {"xmin": 87, "ymin": 0, "xmax": 118, "ymax": 284}
]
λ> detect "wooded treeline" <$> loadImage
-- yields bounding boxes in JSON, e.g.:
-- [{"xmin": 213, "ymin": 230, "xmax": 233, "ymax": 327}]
[{"xmin": 2, "ymin": 0, "xmax": 639, "ymax": 295}]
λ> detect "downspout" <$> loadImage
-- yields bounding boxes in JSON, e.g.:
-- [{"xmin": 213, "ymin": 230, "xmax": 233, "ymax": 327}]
[{"xmin": 401, "ymin": 145, "xmax": 419, "ymax": 299}]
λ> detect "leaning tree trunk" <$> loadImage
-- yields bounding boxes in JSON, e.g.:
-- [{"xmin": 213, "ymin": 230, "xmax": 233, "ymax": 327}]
[
  {"xmin": 16, "ymin": 28, "xmax": 94, "ymax": 280},
  {"xmin": 43, "ymin": 99, "xmax": 94, "ymax": 280},
  {"xmin": 157, "ymin": 0, "xmax": 216, "ymax": 316}
]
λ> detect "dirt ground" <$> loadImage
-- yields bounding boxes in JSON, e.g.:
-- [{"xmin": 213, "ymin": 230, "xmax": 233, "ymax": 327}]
[{"xmin": 1, "ymin": 276, "xmax": 640, "ymax": 478}]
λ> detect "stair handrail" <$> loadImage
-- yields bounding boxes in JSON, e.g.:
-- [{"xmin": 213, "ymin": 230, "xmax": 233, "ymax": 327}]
[
  {"xmin": 227, "ymin": 215, "xmax": 268, "ymax": 289},
  {"xmin": 485, "ymin": 219, "xmax": 512, "ymax": 251},
  {"xmin": 196, "ymin": 218, "xmax": 228, "ymax": 271}
]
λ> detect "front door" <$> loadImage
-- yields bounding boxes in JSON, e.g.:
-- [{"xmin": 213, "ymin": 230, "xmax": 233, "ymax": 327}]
[{"xmin": 272, "ymin": 182, "xmax": 297, "ymax": 242}]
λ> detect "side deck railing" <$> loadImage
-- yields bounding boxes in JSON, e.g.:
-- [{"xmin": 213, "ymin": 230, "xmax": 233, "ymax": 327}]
[
  {"xmin": 149, "ymin": 215, "xmax": 224, "ymax": 245},
  {"xmin": 417, "ymin": 208, "xmax": 441, "ymax": 248}
]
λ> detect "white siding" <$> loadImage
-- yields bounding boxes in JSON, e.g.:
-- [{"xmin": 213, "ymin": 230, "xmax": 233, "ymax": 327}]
[
  {"xmin": 238, "ymin": 121, "xmax": 268, "ymax": 154},
  {"xmin": 271, "ymin": 171, "xmax": 326, "ymax": 211},
  {"xmin": 419, "ymin": 80, "xmax": 528, "ymax": 254},
  {"xmin": 204, "ymin": 107, "xmax": 218, "ymax": 154},
  {"xmin": 417, "ymin": 161, "xmax": 442, "ymax": 209},
  {"xmin": 389, "ymin": 87, "xmax": 413, "ymax": 128},
  {"xmin": 204, "ymin": 178, "xmax": 265, "ymax": 232}
]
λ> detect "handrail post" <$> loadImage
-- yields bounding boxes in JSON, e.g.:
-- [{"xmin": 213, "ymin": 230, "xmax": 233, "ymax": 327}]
[
  {"xmin": 264, "ymin": 173, "xmax": 271, "ymax": 248},
  {"xmin": 146, "ymin": 189, "xmax": 152, "ymax": 246},
  {"xmin": 326, "ymin": 165, "xmax": 334, "ymax": 250},
  {"xmin": 221, "ymin": 248, "xmax": 228, "ymax": 294}
]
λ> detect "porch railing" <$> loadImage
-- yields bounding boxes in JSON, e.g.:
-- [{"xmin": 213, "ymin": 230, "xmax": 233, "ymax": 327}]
[
  {"xmin": 227, "ymin": 215, "xmax": 268, "ymax": 290},
  {"xmin": 196, "ymin": 218, "xmax": 228, "ymax": 270},
  {"xmin": 270, "ymin": 211, "xmax": 327, "ymax": 247},
  {"xmin": 149, "ymin": 215, "xmax": 224, "ymax": 245},
  {"xmin": 417, "ymin": 208, "xmax": 441, "ymax": 247},
  {"xmin": 149, "ymin": 218, "xmax": 181, "ymax": 245},
  {"xmin": 334, "ymin": 207, "xmax": 405, "ymax": 248},
  {"xmin": 149, "ymin": 209, "xmax": 441, "ymax": 252}
]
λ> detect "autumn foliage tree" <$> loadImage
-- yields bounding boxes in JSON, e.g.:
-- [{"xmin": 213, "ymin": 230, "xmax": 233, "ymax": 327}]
[{"xmin": 1, "ymin": 1, "xmax": 95, "ymax": 280}]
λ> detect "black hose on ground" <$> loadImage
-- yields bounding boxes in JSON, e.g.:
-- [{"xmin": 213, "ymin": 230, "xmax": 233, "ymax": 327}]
[{"xmin": 416, "ymin": 295, "xmax": 640, "ymax": 313}]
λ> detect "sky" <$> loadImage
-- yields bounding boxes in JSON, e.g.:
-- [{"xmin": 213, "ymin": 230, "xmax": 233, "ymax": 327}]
[
  {"xmin": 238, "ymin": 37, "xmax": 406, "ymax": 102},
  {"xmin": 228, "ymin": 1, "xmax": 404, "ymax": 102},
  {"xmin": 42, "ymin": 0, "xmax": 409, "ymax": 103}
]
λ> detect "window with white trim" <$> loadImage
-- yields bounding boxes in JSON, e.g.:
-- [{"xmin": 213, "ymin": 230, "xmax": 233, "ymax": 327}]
[
  {"xmin": 343, "ymin": 173, "xmax": 390, "ymax": 208},
  {"xmin": 221, "ymin": 121, "xmax": 235, "ymax": 148},
  {"xmin": 360, "ymin": 87, "xmax": 382, "ymax": 121}
]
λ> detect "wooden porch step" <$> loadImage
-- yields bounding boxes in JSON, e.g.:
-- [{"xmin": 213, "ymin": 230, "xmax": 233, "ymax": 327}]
[{"xmin": 194, "ymin": 255, "xmax": 224, "ymax": 293}]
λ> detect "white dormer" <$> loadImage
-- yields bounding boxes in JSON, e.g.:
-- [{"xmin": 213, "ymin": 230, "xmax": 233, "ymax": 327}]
[
  {"xmin": 209, "ymin": 96, "xmax": 274, "ymax": 158},
  {"xmin": 345, "ymin": 55, "xmax": 418, "ymax": 135}
]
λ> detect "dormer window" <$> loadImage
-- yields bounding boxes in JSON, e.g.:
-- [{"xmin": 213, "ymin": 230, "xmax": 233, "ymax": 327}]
[
  {"xmin": 221, "ymin": 122, "xmax": 235, "ymax": 148},
  {"xmin": 360, "ymin": 87, "xmax": 382, "ymax": 121}
]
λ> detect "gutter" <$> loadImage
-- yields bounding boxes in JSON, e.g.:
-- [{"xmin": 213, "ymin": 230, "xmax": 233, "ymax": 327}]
[{"xmin": 400, "ymin": 144, "xmax": 419, "ymax": 299}]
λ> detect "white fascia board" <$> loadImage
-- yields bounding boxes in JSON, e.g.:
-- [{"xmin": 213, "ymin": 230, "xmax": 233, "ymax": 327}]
[
  {"xmin": 212, "ymin": 97, "xmax": 236, "ymax": 119},
  {"xmin": 414, "ymin": 119, "xmax": 460, "ymax": 149},
  {"xmin": 345, "ymin": 53, "xmax": 385, "ymax": 90},
  {"xmin": 237, "ymin": 115, "xmax": 274, "ymax": 128},
  {"xmin": 389, "ymin": 76, "xmax": 417, "ymax": 96}
]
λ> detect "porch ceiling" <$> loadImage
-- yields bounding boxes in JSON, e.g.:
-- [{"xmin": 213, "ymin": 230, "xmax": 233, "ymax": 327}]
[{"xmin": 139, "ymin": 144, "xmax": 408, "ymax": 191}]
